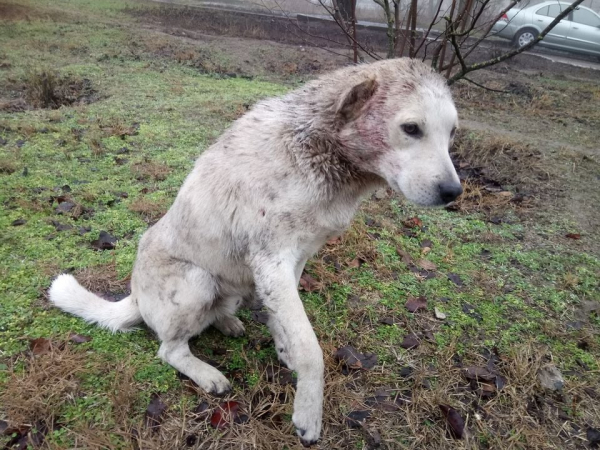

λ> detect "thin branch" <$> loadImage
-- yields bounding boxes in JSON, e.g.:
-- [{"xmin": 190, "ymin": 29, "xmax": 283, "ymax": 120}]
[
  {"xmin": 462, "ymin": 77, "xmax": 510, "ymax": 93},
  {"xmin": 461, "ymin": 0, "xmax": 519, "ymax": 60},
  {"xmin": 448, "ymin": 0, "xmax": 586, "ymax": 84},
  {"xmin": 414, "ymin": 0, "xmax": 444, "ymax": 55},
  {"xmin": 316, "ymin": 0, "xmax": 382, "ymax": 59}
]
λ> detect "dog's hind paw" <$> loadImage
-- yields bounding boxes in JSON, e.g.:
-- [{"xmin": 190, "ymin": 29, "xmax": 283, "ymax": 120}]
[{"xmin": 213, "ymin": 315, "xmax": 245, "ymax": 337}]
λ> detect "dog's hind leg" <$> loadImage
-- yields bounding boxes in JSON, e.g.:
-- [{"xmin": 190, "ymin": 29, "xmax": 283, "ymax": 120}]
[
  {"xmin": 212, "ymin": 295, "xmax": 245, "ymax": 337},
  {"xmin": 138, "ymin": 262, "xmax": 231, "ymax": 395},
  {"xmin": 158, "ymin": 340, "xmax": 231, "ymax": 394}
]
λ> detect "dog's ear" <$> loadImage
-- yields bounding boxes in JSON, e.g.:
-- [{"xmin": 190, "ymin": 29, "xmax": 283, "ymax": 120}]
[{"xmin": 336, "ymin": 77, "xmax": 378, "ymax": 124}]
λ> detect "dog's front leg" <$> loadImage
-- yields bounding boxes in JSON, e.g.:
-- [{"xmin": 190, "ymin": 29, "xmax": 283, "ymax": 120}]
[{"xmin": 253, "ymin": 255, "xmax": 324, "ymax": 446}]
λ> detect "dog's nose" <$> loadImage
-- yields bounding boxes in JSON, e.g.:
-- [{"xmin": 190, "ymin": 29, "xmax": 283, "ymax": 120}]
[{"xmin": 439, "ymin": 182, "xmax": 463, "ymax": 203}]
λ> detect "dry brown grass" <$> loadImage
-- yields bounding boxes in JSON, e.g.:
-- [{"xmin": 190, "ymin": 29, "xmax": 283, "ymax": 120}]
[
  {"xmin": 73, "ymin": 260, "xmax": 130, "ymax": 294},
  {"xmin": 128, "ymin": 196, "xmax": 167, "ymax": 223},
  {"xmin": 0, "ymin": 343, "xmax": 89, "ymax": 429},
  {"xmin": 132, "ymin": 160, "xmax": 171, "ymax": 181},
  {"xmin": 0, "ymin": 156, "xmax": 17, "ymax": 174},
  {"xmin": 453, "ymin": 130, "xmax": 550, "ymax": 188}
]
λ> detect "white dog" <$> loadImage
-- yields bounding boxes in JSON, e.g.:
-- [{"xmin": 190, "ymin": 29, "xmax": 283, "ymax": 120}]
[{"xmin": 49, "ymin": 58, "xmax": 461, "ymax": 445}]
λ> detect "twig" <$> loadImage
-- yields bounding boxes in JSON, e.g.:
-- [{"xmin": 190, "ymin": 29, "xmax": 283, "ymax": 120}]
[{"xmin": 461, "ymin": 77, "xmax": 510, "ymax": 93}]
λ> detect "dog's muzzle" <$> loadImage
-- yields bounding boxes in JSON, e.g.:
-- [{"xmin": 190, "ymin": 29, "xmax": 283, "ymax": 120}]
[{"xmin": 438, "ymin": 181, "xmax": 463, "ymax": 204}]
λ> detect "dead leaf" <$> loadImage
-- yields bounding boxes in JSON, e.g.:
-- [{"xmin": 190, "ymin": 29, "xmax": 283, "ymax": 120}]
[
  {"xmin": 348, "ymin": 257, "xmax": 366, "ymax": 269},
  {"xmin": 145, "ymin": 393, "xmax": 167, "ymax": 431},
  {"xmin": 11, "ymin": 219, "xmax": 26, "ymax": 226},
  {"xmin": 400, "ymin": 334, "xmax": 420, "ymax": 349},
  {"xmin": 299, "ymin": 272, "xmax": 321, "ymax": 292},
  {"xmin": 405, "ymin": 296, "xmax": 427, "ymax": 313},
  {"xmin": 346, "ymin": 410, "xmax": 370, "ymax": 429},
  {"xmin": 334, "ymin": 345, "xmax": 377, "ymax": 370},
  {"xmin": 403, "ymin": 217, "xmax": 423, "ymax": 228},
  {"xmin": 29, "ymin": 337, "xmax": 52, "ymax": 355},
  {"xmin": 396, "ymin": 248, "xmax": 413, "ymax": 265},
  {"xmin": 210, "ymin": 401, "xmax": 246, "ymax": 429},
  {"xmin": 464, "ymin": 366, "xmax": 496, "ymax": 381},
  {"xmin": 69, "ymin": 333, "xmax": 92, "ymax": 344},
  {"xmin": 447, "ymin": 273, "xmax": 464, "ymax": 286},
  {"xmin": 420, "ymin": 239, "xmax": 433, "ymax": 249},
  {"xmin": 265, "ymin": 365, "xmax": 295, "ymax": 385},
  {"xmin": 439, "ymin": 404, "xmax": 464, "ymax": 439},
  {"xmin": 91, "ymin": 231, "xmax": 117, "ymax": 251},
  {"xmin": 565, "ymin": 233, "xmax": 581, "ymax": 240},
  {"xmin": 587, "ymin": 427, "xmax": 600, "ymax": 448},
  {"xmin": 417, "ymin": 259, "xmax": 437, "ymax": 271}
]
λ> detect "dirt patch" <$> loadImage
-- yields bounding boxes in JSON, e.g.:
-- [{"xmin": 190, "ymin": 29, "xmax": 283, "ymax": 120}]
[
  {"xmin": 132, "ymin": 160, "xmax": 172, "ymax": 181},
  {"xmin": 0, "ymin": 70, "xmax": 98, "ymax": 112},
  {"xmin": 128, "ymin": 196, "xmax": 168, "ymax": 224}
]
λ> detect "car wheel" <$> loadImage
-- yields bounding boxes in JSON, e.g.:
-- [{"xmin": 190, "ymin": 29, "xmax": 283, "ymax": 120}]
[{"xmin": 514, "ymin": 29, "xmax": 538, "ymax": 48}]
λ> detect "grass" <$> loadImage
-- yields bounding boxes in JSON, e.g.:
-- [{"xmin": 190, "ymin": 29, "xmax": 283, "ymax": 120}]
[{"xmin": 1, "ymin": 0, "xmax": 600, "ymax": 448}]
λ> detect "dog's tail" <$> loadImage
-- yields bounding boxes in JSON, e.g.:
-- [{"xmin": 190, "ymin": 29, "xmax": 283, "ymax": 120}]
[{"xmin": 49, "ymin": 274, "xmax": 142, "ymax": 332}]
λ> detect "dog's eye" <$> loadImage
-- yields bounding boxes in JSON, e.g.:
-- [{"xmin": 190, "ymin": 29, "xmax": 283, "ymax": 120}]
[{"xmin": 401, "ymin": 123, "xmax": 421, "ymax": 137}]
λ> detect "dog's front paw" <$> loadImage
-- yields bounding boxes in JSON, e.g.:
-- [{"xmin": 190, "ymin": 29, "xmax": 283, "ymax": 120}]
[
  {"xmin": 293, "ymin": 409, "xmax": 321, "ymax": 446},
  {"xmin": 198, "ymin": 366, "xmax": 232, "ymax": 396}
]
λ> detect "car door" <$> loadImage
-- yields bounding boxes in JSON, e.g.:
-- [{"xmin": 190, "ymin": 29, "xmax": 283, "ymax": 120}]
[
  {"xmin": 567, "ymin": 7, "xmax": 600, "ymax": 54},
  {"xmin": 534, "ymin": 3, "xmax": 572, "ymax": 48}
]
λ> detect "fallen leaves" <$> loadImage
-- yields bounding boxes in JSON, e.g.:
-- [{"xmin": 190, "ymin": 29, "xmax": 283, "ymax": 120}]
[
  {"xmin": 416, "ymin": 259, "xmax": 437, "ymax": 271},
  {"xmin": 145, "ymin": 393, "xmax": 167, "ymax": 431},
  {"xmin": 565, "ymin": 233, "xmax": 581, "ymax": 240},
  {"xmin": 400, "ymin": 334, "xmax": 420, "ymax": 350},
  {"xmin": 587, "ymin": 427, "xmax": 600, "ymax": 448},
  {"xmin": 68, "ymin": 333, "xmax": 92, "ymax": 344},
  {"xmin": 29, "ymin": 338, "xmax": 52, "ymax": 356},
  {"xmin": 210, "ymin": 401, "xmax": 248, "ymax": 429},
  {"xmin": 396, "ymin": 247, "xmax": 413, "ymax": 265},
  {"xmin": 405, "ymin": 296, "xmax": 427, "ymax": 313},
  {"xmin": 439, "ymin": 404, "xmax": 465, "ymax": 439},
  {"xmin": 402, "ymin": 216, "xmax": 423, "ymax": 228},
  {"xmin": 91, "ymin": 231, "xmax": 117, "ymax": 251},
  {"xmin": 447, "ymin": 273, "xmax": 464, "ymax": 286},
  {"xmin": 299, "ymin": 272, "xmax": 321, "ymax": 292},
  {"xmin": 334, "ymin": 345, "xmax": 377, "ymax": 370},
  {"xmin": 348, "ymin": 257, "xmax": 366, "ymax": 269},
  {"xmin": 346, "ymin": 410, "xmax": 371, "ymax": 428}
]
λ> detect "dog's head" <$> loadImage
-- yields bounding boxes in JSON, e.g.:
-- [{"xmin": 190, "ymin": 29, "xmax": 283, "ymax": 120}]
[{"xmin": 336, "ymin": 60, "xmax": 461, "ymax": 206}]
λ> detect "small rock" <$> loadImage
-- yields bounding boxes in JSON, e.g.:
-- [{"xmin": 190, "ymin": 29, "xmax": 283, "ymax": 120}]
[
  {"xmin": 537, "ymin": 364, "xmax": 564, "ymax": 391},
  {"xmin": 434, "ymin": 307, "xmax": 446, "ymax": 320}
]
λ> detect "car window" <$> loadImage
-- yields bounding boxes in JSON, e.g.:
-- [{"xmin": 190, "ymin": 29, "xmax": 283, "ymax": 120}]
[
  {"xmin": 546, "ymin": 4, "xmax": 564, "ymax": 18},
  {"xmin": 536, "ymin": 5, "xmax": 549, "ymax": 16},
  {"xmin": 572, "ymin": 8, "xmax": 600, "ymax": 26}
]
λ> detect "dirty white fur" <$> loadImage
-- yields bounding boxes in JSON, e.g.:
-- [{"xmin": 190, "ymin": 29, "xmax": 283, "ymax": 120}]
[{"xmin": 49, "ymin": 58, "xmax": 460, "ymax": 445}]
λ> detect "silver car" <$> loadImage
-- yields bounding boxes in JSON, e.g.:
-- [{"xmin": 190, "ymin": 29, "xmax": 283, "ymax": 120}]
[{"xmin": 492, "ymin": 1, "xmax": 600, "ymax": 58}]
